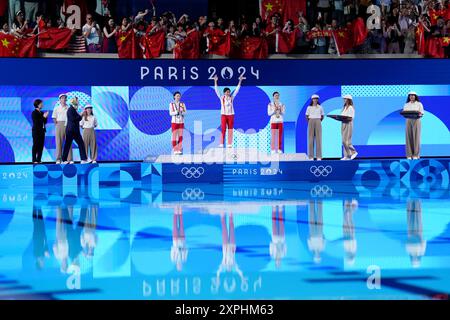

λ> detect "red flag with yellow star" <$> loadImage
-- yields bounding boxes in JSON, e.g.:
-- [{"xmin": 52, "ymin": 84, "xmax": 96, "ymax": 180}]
[
  {"xmin": 428, "ymin": 9, "xmax": 446, "ymax": 26},
  {"xmin": 260, "ymin": 0, "xmax": 306, "ymax": 22},
  {"xmin": 0, "ymin": 34, "xmax": 37, "ymax": 57},
  {"xmin": 415, "ymin": 22, "xmax": 426, "ymax": 56},
  {"xmin": 207, "ymin": 29, "xmax": 231, "ymax": 57},
  {"xmin": 332, "ymin": 28, "xmax": 352, "ymax": 55},
  {"xmin": 18, "ymin": 35, "xmax": 37, "ymax": 57},
  {"xmin": 141, "ymin": 29, "xmax": 166, "ymax": 59},
  {"xmin": 441, "ymin": 36, "xmax": 450, "ymax": 48},
  {"xmin": 38, "ymin": 27, "xmax": 74, "ymax": 50},
  {"xmin": 0, "ymin": 34, "xmax": 21, "ymax": 57},
  {"xmin": 278, "ymin": 29, "xmax": 298, "ymax": 53},
  {"xmin": 239, "ymin": 36, "xmax": 269, "ymax": 59},
  {"xmin": 116, "ymin": 30, "xmax": 138, "ymax": 59},
  {"xmin": 174, "ymin": 29, "xmax": 201, "ymax": 59},
  {"xmin": 426, "ymin": 37, "xmax": 445, "ymax": 58}
]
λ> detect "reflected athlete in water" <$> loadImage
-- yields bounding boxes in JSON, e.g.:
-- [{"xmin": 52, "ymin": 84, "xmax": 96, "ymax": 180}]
[
  {"xmin": 270, "ymin": 205, "xmax": 287, "ymax": 268},
  {"xmin": 216, "ymin": 212, "xmax": 244, "ymax": 281},
  {"xmin": 80, "ymin": 204, "xmax": 98, "ymax": 259},
  {"xmin": 171, "ymin": 206, "xmax": 188, "ymax": 271},
  {"xmin": 406, "ymin": 199, "xmax": 426, "ymax": 268},
  {"xmin": 307, "ymin": 199, "xmax": 326, "ymax": 263},
  {"xmin": 343, "ymin": 199, "xmax": 358, "ymax": 266}
]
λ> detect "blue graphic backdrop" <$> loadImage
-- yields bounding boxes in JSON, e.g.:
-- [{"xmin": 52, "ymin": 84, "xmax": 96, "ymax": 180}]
[{"xmin": 0, "ymin": 59, "xmax": 449, "ymax": 162}]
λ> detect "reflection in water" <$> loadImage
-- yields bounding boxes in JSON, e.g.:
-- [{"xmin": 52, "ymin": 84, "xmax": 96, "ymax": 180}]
[
  {"xmin": 32, "ymin": 195, "xmax": 98, "ymax": 273},
  {"xmin": 406, "ymin": 199, "xmax": 426, "ymax": 268},
  {"xmin": 308, "ymin": 200, "xmax": 325, "ymax": 264},
  {"xmin": 32, "ymin": 206, "xmax": 50, "ymax": 270},
  {"xmin": 343, "ymin": 199, "xmax": 358, "ymax": 266},
  {"xmin": 13, "ymin": 182, "xmax": 450, "ymax": 299},
  {"xmin": 217, "ymin": 213, "xmax": 244, "ymax": 281},
  {"xmin": 171, "ymin": 206, "xmax": 188, "ymax": 271},
  {"xmin": 53, "ymin": 205, "xmax": 70, "ymax": 273},
  {"xmin": 270, "ymin": 205, "xmax": 286, "ymax": 268},
  {"xmin": 81, "ymin": 204, "xmax": 98, "ymax": 259}
]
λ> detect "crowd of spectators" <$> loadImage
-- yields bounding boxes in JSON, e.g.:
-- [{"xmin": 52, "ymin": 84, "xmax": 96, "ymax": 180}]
[{"xmin": 1, "ymin": 0, "xmax": 450, "ymax": 56}]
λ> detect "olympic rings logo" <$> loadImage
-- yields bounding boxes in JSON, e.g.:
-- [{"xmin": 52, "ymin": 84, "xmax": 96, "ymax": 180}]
[
  {"xmin": 310, "ymin": 165, "xmax": 333, "ymax": 177},
  {"xmin": 310, "ymin": 185, "xmax": 333, "ymax": 197},
  {"xmin": 181, "ymin": 167, "xmax": 205, "ymax": 179},
  {"xmin": 182, "ymin": 188, "xmax": 205, "ymax": 200}
]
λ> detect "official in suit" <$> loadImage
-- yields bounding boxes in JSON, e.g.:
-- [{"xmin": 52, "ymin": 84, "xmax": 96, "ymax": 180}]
[
  {"xmin": 32, "ymin": 99, "xmax": 48, "ymax": 163},
  {"xmin": 62, "ymin": 97, "xmax": 89, "ymax": 164}
]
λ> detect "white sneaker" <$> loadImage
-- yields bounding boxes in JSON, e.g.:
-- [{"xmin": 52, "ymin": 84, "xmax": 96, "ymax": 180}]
[
  {"xmin": 218, "ymin": 144, "xmax": 224, "ymax": 148},
  {"xmin": 340, "ymin": 157, "xmax": 349, "ymax": 160},
  {"xmin": 227, "ymin": 144, "xmax": 233, "ymax": 148},
  {"xmin": 81, "ymin": 160, "xmax": 90, "ymax": 164},
  {"xmin": 407, "ymin": 157, "xmax": 412, "ymax": 160},
  {"xmin": 56, "ymin": 160, "xmax": 61, "ymax": 164},
  {"xmin": 92, "ymin": 161, "xmax": 97, "ymax": 164},
  {"xmin": 317, "ymin": 158, "xmax": 322, "ymax": 161},
  {"xmin": 350, "ymin": 152, "xmax": 358, "ymax": 160},
  {"xmin": 277, "ymin": 150, "xmax": 283, "ymax": 154},
  {"xmin": 412, "ymin": 157, "xmax": 419, "ymax": 160},
  {"xmin": 62, "ymin": 161, "xmax": 69, "ymax": 164},
  {"xmin": 69, "ymin": 161, "xmax": 74, "ymax": 164}
]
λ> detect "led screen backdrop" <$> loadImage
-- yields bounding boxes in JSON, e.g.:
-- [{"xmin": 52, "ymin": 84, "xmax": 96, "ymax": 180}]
[
  {"xmin": 1, "ymin": 84, "xmax": 449, "ymax": 163},
  {"xmin": 0, "ymin": 59, "xmax": 449, "ymax": 163}
]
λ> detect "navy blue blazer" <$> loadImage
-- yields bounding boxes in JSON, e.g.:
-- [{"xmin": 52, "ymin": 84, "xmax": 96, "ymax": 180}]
[{"xmin": 66, "ymin": 106, "xmax": 82, "ymax": 133}]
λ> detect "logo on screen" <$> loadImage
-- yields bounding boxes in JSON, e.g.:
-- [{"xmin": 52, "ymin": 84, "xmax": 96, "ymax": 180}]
[
  {"xmin": 181, "ymin": 167, "xmax": 205, "ymax": 179},
  {"xmin": 221, "ymin": 67, "xmax": 234, "ymax": 79},
  {"xmin": 310, "ymin": 166, "xmax": 333, "ymax": 177}
]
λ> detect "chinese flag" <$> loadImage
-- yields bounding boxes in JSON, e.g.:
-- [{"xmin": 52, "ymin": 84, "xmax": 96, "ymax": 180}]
[
  {"xmin": 332, "ymin": 28, "xmax": 353, "ymax": 55},
  {"xmin": 278, "ymin": 29, "xmax": 297, "ymax": 53},
  {"xmin": 141, "ymin": 30, "xmax": 166, "ymax": 59},
  {"xmin": 116, "ymin": 30, "xmax": 138, "ymax": 59},
  {"xmin": 239, "ymin": 36, "xmax": 269, "ymax": 59},
  {"xmin": 18, "ymin": 35, "xmax": 38, "ymax": 57},
  {"xmin": 38, "ymin": 28, "xmax": 73, "ymax": 50},
  {"xmin": 441, "ymin": 36, "xmax": 450, "ymax": 48},
  {"xmin": 260, "ymin": 0, "xmax": 306, "ymax": 22},
  {"xmin": 428, "ymin": 9, "xmax": 446, "ymax": 26},
  {"xmin": 0, "ymin": 34, "xmax": 37, "ymax": 57},
  {"xmin": 208, "ymin": 30, "xmax": 231, "ymax": 57},
  {"xmin": 174, "ymin": 30, "xmax": 201, "ymax": 59},
  {"xmin": 415, "ymin": 23, "xmax": 426, "ymax": 56},
  {"xmin": 426, "ymin": 37, "xmax": 445, "ymax": 58},
  {"xmin": 351, "ymin": 17, "xmax": 368, "ymax": 47},
  {"xmin": 0, "ymin": 34, "xmax": 20, "ymax": 57}
]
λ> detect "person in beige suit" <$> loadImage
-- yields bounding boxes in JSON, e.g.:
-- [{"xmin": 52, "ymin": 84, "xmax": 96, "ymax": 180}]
[
  {"xmin": 52, "ymin": 94, "xmax": 73, "ymax": 164},
  {"xmin": 341, "ymin": 94, "xmax": 358, "ymax": 160},
  {"xmin": 80, "ymin": 105, "xmax": 98, "ymax": 163},
  {"xmin": 403, "ymin": 91, "xmax": 424, "ymax": 160},
  {"xmin": 305, "ymin": 94, "xmax": 324, "ymax": 160}
]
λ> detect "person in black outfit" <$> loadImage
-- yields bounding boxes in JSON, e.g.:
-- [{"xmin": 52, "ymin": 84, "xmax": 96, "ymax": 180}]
[
  {"xmin": 32, "ymin": 99, "xmax": 48, "ymax": 164},
  {"xmin": 62, "ymin": 97, "xmax": 89, "ymax": 164}
]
